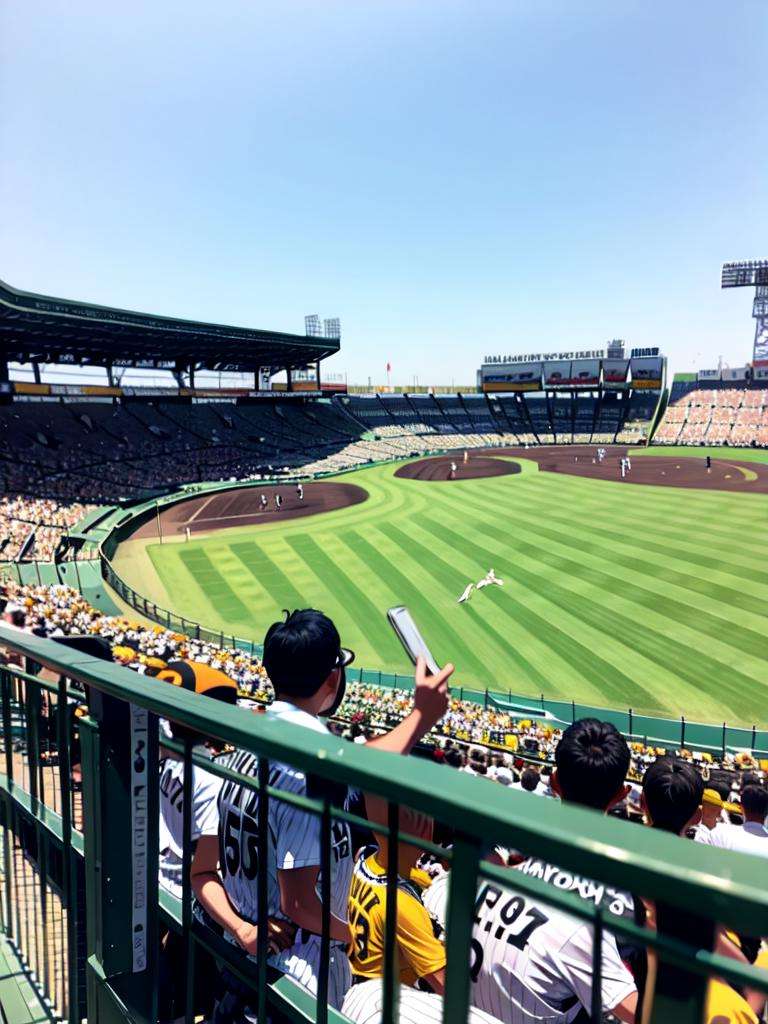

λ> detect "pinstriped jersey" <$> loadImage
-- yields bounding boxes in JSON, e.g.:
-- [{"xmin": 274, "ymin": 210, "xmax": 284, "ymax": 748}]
[
  {"xmin": 216, "ymin": 702, "xmax": 353, "ymax": 980},
  {"xmin": 424, "ymin": 861, "xmax": 637, "ymax": 1023},
  {"xmin": 341, "ymin": 978, "xmax": 503, "ymax": 1024}
]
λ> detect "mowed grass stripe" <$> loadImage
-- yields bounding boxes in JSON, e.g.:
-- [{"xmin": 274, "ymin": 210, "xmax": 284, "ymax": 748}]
[
  {"xmin": 284, "ymin": 533, "xmax": 399, "ymax": 664},
  {"xmin": 462, "ymin": 475, "xmax": 768, "ymax": 570},
  {"xmin": 418, "ymin": 515, "xmax": 765, "ymax": 720},
  {"xmin": 378, "ymin": 522, "xmax": 555, "ymax": 693},
  {"xmin": 176, "ymin": 547, "xmax": 253, "ymax": 621},
  {"xmin": 414, "ymin": 517, "xmax": 665, "ymax": 710},
  {"xmin": 228, "ymin": 541, "xmax": 307, "ymax": 610},
  {"xmin": 436, "ymin": 490, "xmax": 768, "ymax": 655},
  {"xmin": 338, "ymin": 529, "xmax": 491, "ymax": 682},
  {"xmin": 445, "ymin": 484, "xmax": 768, "ymax": 606},
  {"xmin": 476, "ymin": 467, "xmax": 768, "ymax": 554}
]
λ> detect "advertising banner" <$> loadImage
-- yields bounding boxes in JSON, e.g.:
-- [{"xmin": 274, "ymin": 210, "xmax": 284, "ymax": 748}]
[
  {"xmin": 602, "ymin": 358, "xmax": 629, "ymax": 385},
  {"xmin": 631, "ymin": 357, "xmax": 663, "ymax": 382},
  {"xmin": 569, "ymin": 358, "xmax": 601, "ymax": 386},
  {"xmin": 543, "ymin": 360, "xmax": 571, "ymax": 386},
  {"xmin": 721, "ymin": 367, "xmax": 748, "ymax": 381}
]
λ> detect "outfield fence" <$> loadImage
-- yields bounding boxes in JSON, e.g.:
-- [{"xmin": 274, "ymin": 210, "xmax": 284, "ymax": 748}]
[{"xmin": 1, "ymin": 623, "xmax": 768, "ymax": 1024}]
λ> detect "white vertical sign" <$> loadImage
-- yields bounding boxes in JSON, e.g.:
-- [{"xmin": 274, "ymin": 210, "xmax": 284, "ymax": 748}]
[{"xmin": 130, "ymin": 704, "xmax": 149, "ymax": 972}]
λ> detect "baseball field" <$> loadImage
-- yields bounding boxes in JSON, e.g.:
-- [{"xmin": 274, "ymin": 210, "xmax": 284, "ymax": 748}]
[{"xmin": 120, "ymin": 447, "xmax": 768, "ymax": 725}]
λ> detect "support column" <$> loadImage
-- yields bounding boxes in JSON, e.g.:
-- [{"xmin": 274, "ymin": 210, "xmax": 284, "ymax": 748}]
[
  {"xmin": 286, "ymin": 366, "xmax": 293, "ymax": 392},
  {"xmin": 316, "ymin": 360, "xmax": 321, "ymax": 392},
  {"xmin": 33, "ymin": 362, "xmax": 42, "ymax": 385}
]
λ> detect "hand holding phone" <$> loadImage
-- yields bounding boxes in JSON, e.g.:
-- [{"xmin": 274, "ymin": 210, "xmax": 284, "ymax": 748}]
[{"xmin": 388, "ymin": 606, "xmax": 453, "ymax": 730}]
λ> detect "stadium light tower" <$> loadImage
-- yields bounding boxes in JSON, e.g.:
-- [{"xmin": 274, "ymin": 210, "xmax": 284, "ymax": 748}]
[
  {"xmin": 721, "ymin": 259, "xmax": 768, "ymax": 366},
  {"xmin": 304, "ymin": 314, "xmax": 322, "ymax": 337},
  {"xmin": 323, "ymin": 317, "xmax": 341, "ymax": 340}
]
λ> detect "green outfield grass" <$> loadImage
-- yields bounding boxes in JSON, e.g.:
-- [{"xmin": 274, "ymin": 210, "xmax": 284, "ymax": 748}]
[
  {"xmin": 636, "ymin": 446, "xmax": 768, "ymax": 464},
  {"xmin": 142, "ymin": 457, "xmax": 768, "ymax": 725}
]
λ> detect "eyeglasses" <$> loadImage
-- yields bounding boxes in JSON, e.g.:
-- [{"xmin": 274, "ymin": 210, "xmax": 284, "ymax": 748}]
[{"xmin": 337, "ymin": 647, "xmax": 355, "ymax": 668}]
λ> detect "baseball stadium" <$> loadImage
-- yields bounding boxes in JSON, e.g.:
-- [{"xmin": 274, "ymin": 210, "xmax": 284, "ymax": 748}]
[{"xmin": 1, "ymin": 262, "xmax": 768, "ymax": 1024}]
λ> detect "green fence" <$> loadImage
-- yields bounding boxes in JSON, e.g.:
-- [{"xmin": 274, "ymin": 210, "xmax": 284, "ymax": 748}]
[{"xmin": 1, "ymin": 624, "xmax": 768, "ymax": 1024}]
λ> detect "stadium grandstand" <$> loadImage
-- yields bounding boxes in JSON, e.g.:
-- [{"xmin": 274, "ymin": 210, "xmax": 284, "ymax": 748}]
[{"xmin": 2, "ymin": 274, "xmax": 768, "ymax": 1024}]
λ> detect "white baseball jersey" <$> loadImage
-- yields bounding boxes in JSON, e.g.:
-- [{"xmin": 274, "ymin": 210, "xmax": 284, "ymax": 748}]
[
  {"xmin": 341, "ymin": 979, "xmax": 502, "ymax": 1024},
  {"xmin": 424, "ymin": 860, "xmax": 637, "ymax": 1023},
  {"xmin": 217, "ymin": 701, "xmax": 354, "ymax": 1008},
  {"xmin": 158, "ymin": 750, "xmax": 222, "ymax": 899}
]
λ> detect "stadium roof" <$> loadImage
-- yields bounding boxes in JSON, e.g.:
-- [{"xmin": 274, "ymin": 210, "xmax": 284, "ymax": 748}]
[{"xmin": 0, "ymin": 277, "xmax": 339, "ymax": 372}]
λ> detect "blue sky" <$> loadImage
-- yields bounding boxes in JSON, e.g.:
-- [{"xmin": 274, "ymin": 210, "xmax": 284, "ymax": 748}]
[{"xmin": 2, "ymin": 1, "xmax": 766, "ymax": 385}]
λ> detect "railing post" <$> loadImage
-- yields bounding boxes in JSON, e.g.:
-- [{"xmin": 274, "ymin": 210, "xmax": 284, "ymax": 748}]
[
  {"xmin": 680, "ymin": 716, "xmax": 686, "ymax": 749},
  {"xmin": 628, "ymin": 708, "xmax": 633, "ymax": 739},
  {"xmin": 752, "ymin": 724, "xmax": 757, "ymax": 750},
  {"xmin": 83, "ymin": 688, "xmax": 160, "ymax": 1022},
  {"xmin": 722, "ymin": 721, "xmax": 727, "ymax": 759},
  {"xmin": 571, "ymin": 699, "xmax": 576, "ymax": 723}
]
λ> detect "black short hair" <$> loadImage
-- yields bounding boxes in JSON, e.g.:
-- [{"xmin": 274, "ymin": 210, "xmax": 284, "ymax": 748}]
[
  {"xmin": 554, "ymin": 718, "xmax": 630, "ymax": 810},
  {"xmin": 643, "ymin": 757, "xmax": 704, "ymax": 834},
  {"xmin": 263, "ymin": 609, "xmax": 341, "ymax": 699},
  {"xmin": 520, "ymin": 768, "xmax": 539, "ymax": 792},
  {"xmin": 741, "ymin": 785, "xmax": 768, "ymax": 820},
  {"xmin": 444, "ymin": 748, "xmax": 464, "ymax": 769}
]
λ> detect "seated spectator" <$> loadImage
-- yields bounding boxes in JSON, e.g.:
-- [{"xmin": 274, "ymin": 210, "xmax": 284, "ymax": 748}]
[
  {"xmin": 696, "ymin": 785, "xmax": 768, "ymax": 859},
  {"xmin": 194, "ymin": 608, "xmax": 453, "ymax": 1019},
  {"xmin": 641, "ymin": 758, "xmax": 767, "ymax": 1022},
  {"xmin": 347, "ymin": 799, "xmax": 445, "ymax": 992},
  {"xmin": 425, "ymin": 719, "xmax": 639, "ymax": 1023}
]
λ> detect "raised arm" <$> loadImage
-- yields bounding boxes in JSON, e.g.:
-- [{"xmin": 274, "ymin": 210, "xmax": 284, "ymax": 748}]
[{"xmin": 366, "ymin": 656, "xmax": 453, "ymax": 755}]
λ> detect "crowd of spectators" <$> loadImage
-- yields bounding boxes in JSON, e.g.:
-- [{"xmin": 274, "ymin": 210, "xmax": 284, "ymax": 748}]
[
  {"xmin": 655, "ymin": 387, "xmax": 768, "ymax": 447},
  {"xmin": 0, "ymin": 495, "xmax": 94, "ymax": 561},
  {"xmin": 3, "ymin": 580, "xmax": 764, "ymax": 790},
  {"xmin": 2, "ymin": 594, "xmax": 767, "ymax": 1023}
]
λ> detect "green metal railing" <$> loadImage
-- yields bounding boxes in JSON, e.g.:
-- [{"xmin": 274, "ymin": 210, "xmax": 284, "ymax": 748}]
[{"xmin": 1, "ymin": 624, "xmax": 768, "ymax": 1024}]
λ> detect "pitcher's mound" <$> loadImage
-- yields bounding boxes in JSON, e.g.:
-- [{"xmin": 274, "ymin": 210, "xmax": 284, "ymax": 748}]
[{"xmin": 395, "ymin": 455, "xmax": 521, "ymax": 481}]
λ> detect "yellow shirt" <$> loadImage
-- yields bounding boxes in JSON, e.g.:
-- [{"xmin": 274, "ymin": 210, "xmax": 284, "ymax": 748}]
[
  {"xmin": 347, "ymin": 851, "xmax": 446, "ymax": 986},
  {"xmin": 705, "ymin": 980, "xmax": 757, "ymax": 1024}
]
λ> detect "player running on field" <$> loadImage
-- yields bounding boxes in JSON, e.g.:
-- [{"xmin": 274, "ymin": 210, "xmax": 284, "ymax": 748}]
[
  {"xmin": 201, "ymin": 609, "xmax": 453, "ymax": 1021},
  {"xmin": 425, "ymin": 719, "xmax": 640, "ymax": 1023}
]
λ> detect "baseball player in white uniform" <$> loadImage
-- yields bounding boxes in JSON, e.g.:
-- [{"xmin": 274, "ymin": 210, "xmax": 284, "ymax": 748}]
[
  {"xmin": 342, "ymin": 979, "xmax": 501, "ymax": 1024},
  {"xmin": 476, "ymin": 568, "xmax": 503, "ymax": 590},
  {"xmin": 458, "ymin": 583, "xmax": 475, "ymax": 603}
]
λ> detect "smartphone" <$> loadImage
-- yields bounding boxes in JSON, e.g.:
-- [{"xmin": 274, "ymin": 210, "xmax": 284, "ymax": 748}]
[{"xmin": 387, "ymin": 605, "xmax": 441, "ymax": 676}]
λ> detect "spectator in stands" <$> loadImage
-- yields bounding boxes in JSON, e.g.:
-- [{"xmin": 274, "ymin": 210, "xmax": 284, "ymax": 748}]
[
  {"xmin": 640, "ymin": 758, "xmax": 767, "ymax": 1022},
  {"xmin": 347, "ymin": 799, "xmax": 445, "ymax": 992},
  {"xmin": 425, "ymin": 719, "xmax": 639, "ymax": 1023},
  {"xmin": 157, "ymin": 660, "xmax": 294, "ymax": 1024},
  {"xmin": 696, "ymin": 785, "xmax": 768, "ymax": 859},
  {"xmin": 514, "ymin": 766, "xmax": 542, "ymax": 794},
  {"xmin": 196, "ymin": 609, "xmax": 453, "ymax": 1020},
  {"xmin": 694, "ymin": 783, "xmax": 741, "ymax": 841}
]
